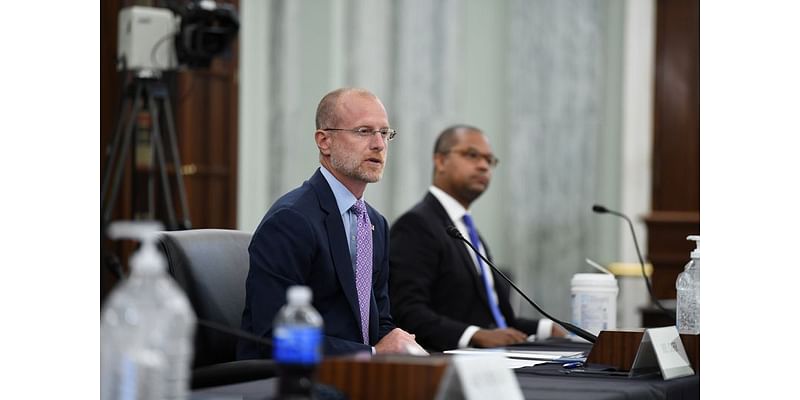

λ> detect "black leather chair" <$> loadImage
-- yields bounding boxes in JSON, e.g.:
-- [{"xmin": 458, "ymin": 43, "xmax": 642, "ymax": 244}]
[{"xmin": 159, "ymin": 229, "xmax": 276, "ymax": 389}]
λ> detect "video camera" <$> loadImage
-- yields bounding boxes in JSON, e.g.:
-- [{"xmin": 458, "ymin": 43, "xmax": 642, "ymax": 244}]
[{"xmin": 117, "ymin": 0, "xmax": 239, "ymax": 73}]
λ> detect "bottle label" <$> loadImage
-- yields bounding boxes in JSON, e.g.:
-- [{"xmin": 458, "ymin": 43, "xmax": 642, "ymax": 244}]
[
  {"xmin": 273, "ymin": 326, "xmax": 322, "ymax": 364},
  {"xmin": 571, "ymin": 292, "xmax": 616, "ymax": 335}
]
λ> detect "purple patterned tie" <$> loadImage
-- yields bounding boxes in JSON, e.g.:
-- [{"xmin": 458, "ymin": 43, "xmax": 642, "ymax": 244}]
[{"xmin": 352, "ymin": 199, "xmax": 372, "ymax": 344}]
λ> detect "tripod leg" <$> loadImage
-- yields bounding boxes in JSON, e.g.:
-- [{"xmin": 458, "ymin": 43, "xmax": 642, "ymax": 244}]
[
  {"xmin": 160, "ymin": 87, "xmax": 192, "ymax": 229},
  {"xmin": 103, "ymin": 82, "xmax": 144, "ymax": 227},
  {"xmin": 101, "ymin": 81, "xmax": 135, "ymax": 205},
  {"xmin": 147, "ymin": 158, "xmax": 156, "ymax": 219},
  {"xmin": 147, "ymin": 84, "xmax": 179, "ymax": 230}
]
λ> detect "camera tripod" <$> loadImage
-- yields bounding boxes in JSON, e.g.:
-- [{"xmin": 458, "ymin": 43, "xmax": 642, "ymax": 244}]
[{"xmin": 101, "ymin": 74, "xmax": 192, "ymax": 233}]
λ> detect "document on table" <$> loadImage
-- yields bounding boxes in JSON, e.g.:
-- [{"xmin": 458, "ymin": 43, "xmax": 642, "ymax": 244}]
[
  {"xmin": 443, "ymin": 348, "xmax": 587, "ymax": 369},
  {"xmin": 503, "ymin": 358, "xmax": 549, "ymax": 369}
]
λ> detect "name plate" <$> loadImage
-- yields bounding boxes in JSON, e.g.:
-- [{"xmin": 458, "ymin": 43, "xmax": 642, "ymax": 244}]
[
  {"xmin": 631, "ymin": 326, "xmax": 695, "ymax": 380},
  {"xmin": 436, "ymin": 354, "xmax": 523, "ymax": 400}
]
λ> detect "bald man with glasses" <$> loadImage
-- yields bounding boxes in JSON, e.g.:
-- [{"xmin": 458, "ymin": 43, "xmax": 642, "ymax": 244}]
[{"xmin": 239, "ymin": 88, "xmax": 425, "ymax": 359}]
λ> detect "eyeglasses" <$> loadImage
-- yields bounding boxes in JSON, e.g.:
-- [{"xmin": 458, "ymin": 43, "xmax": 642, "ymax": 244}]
[
  {"xmin": 443, "ymin": 148, "xmax": 500, "ymax": 167},
  {"xmin": 323, "ymin": 127, "xmax": 397, "ymax": 141}
]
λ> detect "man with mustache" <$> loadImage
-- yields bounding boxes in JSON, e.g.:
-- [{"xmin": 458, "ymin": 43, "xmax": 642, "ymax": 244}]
[
  {"xmin": 238, "ymin": 88, "xmax": 424, "ymax": 358},
  {"xmin": 389, "ymin": 125, "xmax": 563, "ymax": 351}
]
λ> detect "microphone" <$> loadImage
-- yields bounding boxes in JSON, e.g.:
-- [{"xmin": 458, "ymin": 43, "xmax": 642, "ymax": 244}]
[
  {"xmin": 197, "ymin": 318, "xmax": 273, "ymax": 347},
  {"xmin": 445, "ymin": 226, "xmax": 597, "ymax": 344},
  {"xmin": 591, "ymin": 204, "xmax": 675, "ymax": 321}
]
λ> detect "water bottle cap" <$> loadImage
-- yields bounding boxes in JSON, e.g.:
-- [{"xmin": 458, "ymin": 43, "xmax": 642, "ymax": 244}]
[{"xmin": 287, "ymin": 286, "xmax": 312, "ymax": 305}]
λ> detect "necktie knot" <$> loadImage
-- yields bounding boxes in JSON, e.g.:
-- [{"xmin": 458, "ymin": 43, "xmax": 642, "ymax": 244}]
[
  {"xmin": 352, "ymin": 199, "xmax": 367, "ymax": 216},
  {"xmin": 462, "ymin": 213, "xmax": 475, "ymax": 229}
]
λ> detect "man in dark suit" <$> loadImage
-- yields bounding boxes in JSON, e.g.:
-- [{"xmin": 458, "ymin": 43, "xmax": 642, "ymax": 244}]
[
  {"xmin": 238, "ymin": 88, "xmax": 424, "ymax": 358},
  {"xmin": 389, "ymin": 125, "xmax": 563, "ymax": 352}
]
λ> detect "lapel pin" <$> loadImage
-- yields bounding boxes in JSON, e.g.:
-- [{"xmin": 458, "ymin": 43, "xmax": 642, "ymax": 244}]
[{"xmin": 371, "ymin": 224, "xmax": 375, "ymax": 231}]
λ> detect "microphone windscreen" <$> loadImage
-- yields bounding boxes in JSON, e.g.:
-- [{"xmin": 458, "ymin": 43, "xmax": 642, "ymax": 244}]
[
  {"xmin": 446, "ymin": 226, "xmax": 462, "ymax": 239},
  {"xmin": 592, "ymin": 204, "xmax": 608, "ymax": 213}
]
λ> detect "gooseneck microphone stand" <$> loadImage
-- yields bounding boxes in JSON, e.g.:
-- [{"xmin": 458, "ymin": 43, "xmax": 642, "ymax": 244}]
[
  {"xmin": 446, "ymin": 226, "xmax": 598, "ymax": 343},
  {"xmin": 591, "ymin": 205, "xmax": 675, "ymax": 321}
]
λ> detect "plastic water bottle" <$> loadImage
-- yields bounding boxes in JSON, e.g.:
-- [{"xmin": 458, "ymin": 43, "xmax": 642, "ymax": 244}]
[
  {"xmin": 273, "ymin": 286, "xmax": 324, "ymax": 400},
  {"xmin": 676, "ymin": 235, "xmax": 700, "ymax": 334},
  {"xmin": 101, "ymin": 221, "xmax": 196, "ymax": 400}
]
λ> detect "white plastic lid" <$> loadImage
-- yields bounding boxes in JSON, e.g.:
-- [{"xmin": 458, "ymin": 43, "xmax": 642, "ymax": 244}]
[
  {"xmin": 687, "ymin": 235, "xmax": 700, "ymax": 258},
  {"xmin": 287, "ymin": 286, "xmax": 312, "ymax": 305},
  {"xmin": 571, "ymin": 273, "xmax": 617, "ymax": 288}
]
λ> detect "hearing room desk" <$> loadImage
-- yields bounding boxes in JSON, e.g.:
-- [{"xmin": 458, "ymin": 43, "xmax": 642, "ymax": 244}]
[{"xmin": 191, "ymin": 342, "xmax": 699, "ymax": 400}]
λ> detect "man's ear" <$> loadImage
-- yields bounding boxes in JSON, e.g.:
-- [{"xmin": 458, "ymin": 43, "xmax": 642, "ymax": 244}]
[
  {"xmin": 315, "ymin": 130, "xmax": 331, "ymax": 155},
  {"xmin": 433, "ymin": 152, "xmax": 446, "ymax": 175}
]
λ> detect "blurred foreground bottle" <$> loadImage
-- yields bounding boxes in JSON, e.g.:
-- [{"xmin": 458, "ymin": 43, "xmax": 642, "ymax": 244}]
[{"xmin": 101, "ymin": 221, "xmax": 196, "ymax": 400}]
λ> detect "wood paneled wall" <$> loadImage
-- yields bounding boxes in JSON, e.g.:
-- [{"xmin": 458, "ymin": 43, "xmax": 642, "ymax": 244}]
[
  {"xmin": 646, "ymin": 0, "xmax": 700, "ymax": 300},
  {"xmin": 101, "ymin": 0, "xmax": 240, "ymax": 301}
]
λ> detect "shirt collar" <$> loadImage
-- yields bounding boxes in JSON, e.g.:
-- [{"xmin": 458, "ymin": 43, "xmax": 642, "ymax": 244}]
[
  {"xmin": 319, "ymin": 166, "xmax": 359, "ymax": 217},
  {"xmin": 429, "ymin": 185, "xmax": 470, "ymax": 222}
]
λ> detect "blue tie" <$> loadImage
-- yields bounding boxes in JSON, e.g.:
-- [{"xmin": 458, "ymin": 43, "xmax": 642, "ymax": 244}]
[{"xmin": 462, "ymin": 214, "xmax": 507, "ymax": 329}]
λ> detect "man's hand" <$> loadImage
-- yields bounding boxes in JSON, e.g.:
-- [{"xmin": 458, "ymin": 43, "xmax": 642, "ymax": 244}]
[
  {"xmin": 551, "ymin": 324, "xmax": 568, "ymax": 338},
  {"xmin": 470, "ymin": 328, "xmax": 528, "ymax": 348},
  {"xmin": 375, "ymin": 328, "xmax": 428, "ymax": 355}
]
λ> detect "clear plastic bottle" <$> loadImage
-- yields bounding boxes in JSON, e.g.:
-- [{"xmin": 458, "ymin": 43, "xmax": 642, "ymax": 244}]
[
  {"xmin": 676, "ymin": 235, "xmax": 700, "ymax": 334},
  {"xmin": 101, "ymin": 221, "xmax": 196, "ymax": 400},
  {"xmin": 273, "ymin": 286, "xmax": 324, "ymax": 400}
]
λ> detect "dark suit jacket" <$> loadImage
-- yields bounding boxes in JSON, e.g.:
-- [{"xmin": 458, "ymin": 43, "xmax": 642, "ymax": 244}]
[
  {"xmin": 389, "ymin": 192, "xmax": 539, "ymax": 351},
  {"xmin": 237, "ymin": 169, "xmax": 395, "ymax": 359}
]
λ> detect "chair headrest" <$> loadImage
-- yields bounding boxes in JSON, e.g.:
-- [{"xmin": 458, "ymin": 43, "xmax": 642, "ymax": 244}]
[{"xmin": 159, "ymin": 229, "xmax": 252, "ymax": 367}]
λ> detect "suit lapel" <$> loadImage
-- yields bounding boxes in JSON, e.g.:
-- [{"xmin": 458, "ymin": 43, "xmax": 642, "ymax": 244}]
[
  {"xmin": 310, "ymin": 170, "xmax": 362, "ymax": 331},
  {"xmin": 423, "ymin": 193, "xmax": 492, "ymax": 308}
]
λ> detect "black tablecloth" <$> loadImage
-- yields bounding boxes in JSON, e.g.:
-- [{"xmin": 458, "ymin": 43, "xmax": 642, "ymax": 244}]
[
  {"xmin": 505, "ymin": 340, "xmax": 698, "ymax": 400},
  {"xmin": 516, "ymin": 363, "xmax": 698, "ymax": 400},
  {"xmin": 191, "ymin": 340, "xmax": 700, "ymax": 400}
]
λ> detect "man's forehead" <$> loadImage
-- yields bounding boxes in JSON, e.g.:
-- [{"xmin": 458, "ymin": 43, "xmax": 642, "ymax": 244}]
[
  {"xmin": 453, "ymin": 130, "xmax": 490, "ymax": 148},
  {"xmin": 337, "ymin": 94, "xmax": 387, "ymax": 121},
  {"xmin": 339, "ymin": 92, "xmax": 379, "ymax": 109}
]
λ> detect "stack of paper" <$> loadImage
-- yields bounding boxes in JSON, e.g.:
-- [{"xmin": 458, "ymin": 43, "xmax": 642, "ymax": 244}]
[{"xmin": 443, "ymin": 348, "xmax": 586, "ymax": 369}]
